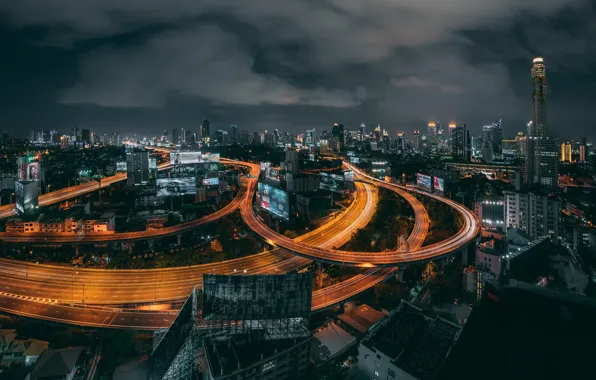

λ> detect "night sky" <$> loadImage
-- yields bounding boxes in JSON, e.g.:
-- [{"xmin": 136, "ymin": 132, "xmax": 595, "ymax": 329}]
[{"xmin": 1, "ymin": 1, "xmax": 595, "ymax": 140}]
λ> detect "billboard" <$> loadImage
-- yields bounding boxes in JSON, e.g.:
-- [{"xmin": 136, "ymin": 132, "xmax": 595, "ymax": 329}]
[
  {"xmin": 116, "ymin": 162, "xmax": 127, "ymax": 172},
  {"xmin": 267, "ymin": 168, "xmax": 280, "ymax": 182},
  {"xmin": 170, "ymin": 151, "xmax": 201, "ymax": 165},
  {"xmin": 319, "ymin": 173, "xmax": 345, "ymax": 193},
  {"xmin": 416, "ymin": 173, "xmax": 432, "ymax": 189},
  {"xmin": 149, "ymin": 158, "xmax": 158, "ymax": 170},
  {"xmin": 202, "ymin": 178, "xmax": 219, "ymax": 186},
  {"xmin": 27, "ymin": 162, "xmax": 39, "ymax": 181},
  {"xmin": 433, "ymin": 177, "xmax": 445, "ymax": 193},
  {"xmin": 156, "ymin": 177, "xmax": 196, "ymax": 197},
  {"xmin": 260, "ymin": 162, "xmax": 271, "ymax": 172},
  {"xmin": 15, "ymin": 181, "xmax": 38, "ymax": 215},
  {"xmin": 202, "ymin": 274, "xmax": 312, "ymax": 322},
  {"xmin": 343, "ymin": 170, "xmax": 354, "ymax": 182},
  {"xmin": 257, "ymin": 182, "xmax": 289, "ymax": 220},
  {"xmin": 201, "ymin": 153, "xmax": 220, "ymax": 163}
]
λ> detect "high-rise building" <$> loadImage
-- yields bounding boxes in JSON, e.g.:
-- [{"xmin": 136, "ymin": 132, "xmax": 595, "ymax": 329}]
[
  {"xmin": 172, "ymin": 128, "xmax": 180, "ymax": 145},
  {"xmin": 448, "ymin": 123, "xmax": 456, "ymax": 147},
  {"xmin": 452, "ymin": 124, "xmax": 470, "ymax": 161},
  {"xmin": 561, "ymin": 142, "xmax": 573, "ymax": 162},
  {"xmin": 397, "ymin": 132, "xmax": 405, "ymax": 153},
  {"xmin": 579, "ymin": 137, "xmax": 588, "ymax": 162},
  {"xmin": 305, "ymin": 129, "xmax": 316, "ymax": 147},
  {"xmin": 531, "ymin": 58, "xmax": 547, "ymax": 137},
  {"xmin": 126, "ymin": 151, "xmax": 150, "ymax": 186},
  {"xmin": 526, "ymin": 58, "xmax": 558, "ymax": 187},
  {"xmin": 332, "ymin": 123, "xmax": 345, "ymax": 151},
  {"xmin": 201, "ymin": 119, "xmax": 211, "ymax": 140},
  {"xmin": 504, "ymin": 190, "xmax": 560, "ymax": 241},
  {"xmin": 413, "ymin": 130, "xmax": 422, "ymax": 152},
  {"xmin": 230, "ymin": 125, "xmax": 238, "ymax": 145}
]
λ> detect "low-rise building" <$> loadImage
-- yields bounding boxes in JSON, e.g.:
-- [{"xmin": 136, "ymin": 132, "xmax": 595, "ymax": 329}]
[
  {"xmin": 337, "ymin": 304, "xmax": 385, "ymax": 337},
  {"xmin": 27, "ymin": 346, "xmax": 87, "ymax": 380},
  {"xmin": 311, "ymin": 322, "xmax": 356, "ymax": 365},
  {"xmin": 0, "ymin": 330, "xmax": 48, "ymax": 367},
  {"xmin": 358, "ymin": 300, "xmax": 461, "ymax": 380}
]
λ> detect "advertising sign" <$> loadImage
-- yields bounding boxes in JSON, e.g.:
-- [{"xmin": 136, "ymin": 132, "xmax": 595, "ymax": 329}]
[
  {"xmin": 343, "ymin": 170, "xmax": 354, "ymax": 182},
  {"xmin": 267, "ymin": 168, "xmax": 280, "ymax": 182},
  {"xmin": 170, "ymin": 151, "xmax": 201, "ymax": 165},
  {"xmin": 257, "ymin": 182, "xmax": 289, "ymax": 220},
  {"xmin": 433, "ymin": 177, "xmax": 445, "ymax": 193},
  {"xmin": 116, "ymin": 162, "xmax": 127, "ymax": 172},
  {"xmin": 202, "ymin": 153, "xmax": 220, "ymax": 163},
  {"xmin": 202, "ymin": 178, "xmax": 220, "ymax": 186},
  {"xmin": 319, "ymin": 172, "xmax": 345, "ymax": 193},
  {"xmin": 156, "ymin": 177, "xmax": 197, "ymax": 197},
  {"xmin": 149, "ymin": 158, "xmax": 158, "ymax": 170},
  {"xmin": 416, "ymin": 173, "xmax": 432, "ymax": 189},
  {"xmin": 17, "ymin": 156, "xmax": 28, "ymax": 181},
  {"xmin": 260, "ymin": 162, "xmax": 272, "ymax": 172},
  {"xmin": 27, "ymin": 162, "xmax": 39, "ymax": 181}
]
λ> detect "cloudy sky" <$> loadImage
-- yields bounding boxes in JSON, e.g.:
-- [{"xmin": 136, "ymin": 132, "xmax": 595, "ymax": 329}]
[{"xmin": 1, "ymin": 0, "xmax": 595, "ymax": 140}]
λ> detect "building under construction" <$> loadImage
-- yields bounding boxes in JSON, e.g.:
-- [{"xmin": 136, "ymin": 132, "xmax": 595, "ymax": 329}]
[{"xmin": 148, "ymin": 274, "xmax": 313, "ymax": 380}]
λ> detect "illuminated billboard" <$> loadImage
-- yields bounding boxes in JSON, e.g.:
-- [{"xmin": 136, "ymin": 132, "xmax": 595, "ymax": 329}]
[
  {"xmin": 416, "ymin": 173, "xmax": 432, "ymax": 189},
  {"xmin": 319, "ymin": 173, "xmax": 345, "ymax": 193},
  {"xmin": 116, "ymin": 162, "xmax": 127, "ymax": 172},
  {"xmin": 202, "ymin": 178, "xmax": 219, "ymax": 186},
  {"xmin": 257, "ymin": 182, "xmax": 289, "ymax": 220},
  {"xmin": 170, "ymin": 151, "xmax": 201, "ymax": 165},
  {"xmin": 267, "ymin": 168, "xmax": 280, "ymax": 182},
  {"xmin": 15, "ymin": 181, "xmax": 38, "ymax": 215},
  {"xmin": 149, "ymin": 158, "xmax": 158, "ymax": 170},
  {"xmin": 156, "ymin": 177, "xmax": 196, "ymax": 197},
  {"xmin": 201, "ymin": 153, "xmax": 220, "ymax": 162},
  {"xmin": 433, "ymin": 177, "xmax": 445, "ymax": 193},
  {"xmin": 343, "ymin": 170, "xmax": 354, "ymax": 182},
  {"xmin": 27, "ymin": 162, "xmax": 39, "ymax": 181},
  {"xmin": 260, "ymin": 162, "xmax": 271, "ymax": 172}
]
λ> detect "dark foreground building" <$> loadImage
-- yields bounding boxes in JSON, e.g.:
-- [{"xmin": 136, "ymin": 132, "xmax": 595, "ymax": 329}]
[{"xmin": 438, "ymin": 279, "xmax": 596, "ymax": 380}]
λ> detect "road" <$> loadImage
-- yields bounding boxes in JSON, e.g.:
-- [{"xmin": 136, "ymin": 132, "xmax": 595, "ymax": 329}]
[
  {"xmin": 241, "ymin": 162, "xmax": 478, "ymax": 266},
  {"xmin": 0, "ymin": 174, "xmax": 381, "ymax": 328},
  {"xmin": 0, "ymin": 163, "xmax": 173, "ymax": 220}
]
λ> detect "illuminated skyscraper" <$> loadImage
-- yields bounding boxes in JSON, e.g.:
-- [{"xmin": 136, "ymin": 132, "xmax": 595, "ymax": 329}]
[
  {"xmin": 560, "ymin": 142, "xmax": 572, "ymax": 163},
  {"xmin": 526, "ymin": 57, "xmax": 558, "ymax": 187},
  {"xmin": 413, "ymin": 130, "xmax": 421, "ymax": 152},
  {"xmin": 531, "ymin": 58, "xmax": 547, "ymax": 137}
]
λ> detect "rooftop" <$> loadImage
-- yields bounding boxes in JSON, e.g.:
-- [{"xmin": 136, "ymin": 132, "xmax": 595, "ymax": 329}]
[
  {"xmin": 363, "ymin": 300, "xmax": 461, "ymax": 380},
  {"xmin": 338, "ymin": 304, "xmax": 385, "ymax": 334},
  {"xmin": 312, "ymin": 322, "xmax": 356, "ymax": 363}
]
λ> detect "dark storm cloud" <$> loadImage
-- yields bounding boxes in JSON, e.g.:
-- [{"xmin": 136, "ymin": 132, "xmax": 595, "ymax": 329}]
[{"xmin": 0, "ymin": 0, "xmax": 595, "ymax": 138}]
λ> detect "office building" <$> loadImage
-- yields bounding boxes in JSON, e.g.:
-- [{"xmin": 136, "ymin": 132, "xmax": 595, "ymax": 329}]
[
  {"xmin": 474, "ymin": 196, "xmax": 505, "ymax": 231},
  {"xmin": 358, "ymin": 300, "xmax": 460, "ymax": 380},
  {"xmin": 201, "ymin": 119, "xmax": 210, "ymax": 139},
  {"xmin": 412, "ymin": 130, "xmax": 421, "ymax": 152},
  {"xmin": 452, "ymin": 124, "xmax": 470, "ymax": 161},
  {"xmin": 126, "ymin": 151, "xmax": 150, "ymax": 186},
  {"xmin": 15, "ymin": 181, "xmax": 39, "ymax": 216},
  {"xmin": 482, "ymin": 120, "xmax": 503, "ymax": 159},
  {"xmin": 504, "ymin": 189, "xmax": 560, "ymax": 241},
  {"xmin": 532, "ymin": 58, "xmax": 547, "ymax": 137},
  {"xmin": 579, "ymin": 137, "xmax": 588, "ymax": 162},
  {"xmin": 560, "ymin": 142, "xmax": 573, "ymax": 162},
  {"xmin": 397, "ymin": 132, "xmax": 405, "ymax": 153},
  {"xmin": 305, "ymin": 129, "xmax": 316, "ymax": 147},
  {"xmin": 332, "ymin": 123, "xmax": 345, "ymax": 152}
]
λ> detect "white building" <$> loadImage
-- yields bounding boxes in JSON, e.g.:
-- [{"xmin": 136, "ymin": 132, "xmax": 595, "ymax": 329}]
[{"xmin": 504, "ymin": 190, "xmax": 560, "ymax": 242}]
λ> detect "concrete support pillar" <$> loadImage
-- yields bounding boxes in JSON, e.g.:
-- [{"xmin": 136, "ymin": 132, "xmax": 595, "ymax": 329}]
[
  {"xmin": 74, "ymin": 245, "xmax": 80, "ymax": 257},
  {"xmin": 126, "ymin": 241, "xmax": 133, "ymax": 254},
  {"xmin": 317, "ymin": 261, "xmax": 324, "ymax": 289},
  {"xmin": 177, "ymin": 234, "xmax": 182, "ymax": 246},
  {"xmin": 148, "ymin": 239, "xmax": 155, "ymax": 248}
]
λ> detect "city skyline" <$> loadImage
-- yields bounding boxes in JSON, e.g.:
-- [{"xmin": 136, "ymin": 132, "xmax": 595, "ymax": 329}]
[{"xmin": 1, "ymin": 1, "xmax": 596, "ymax": 140}]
